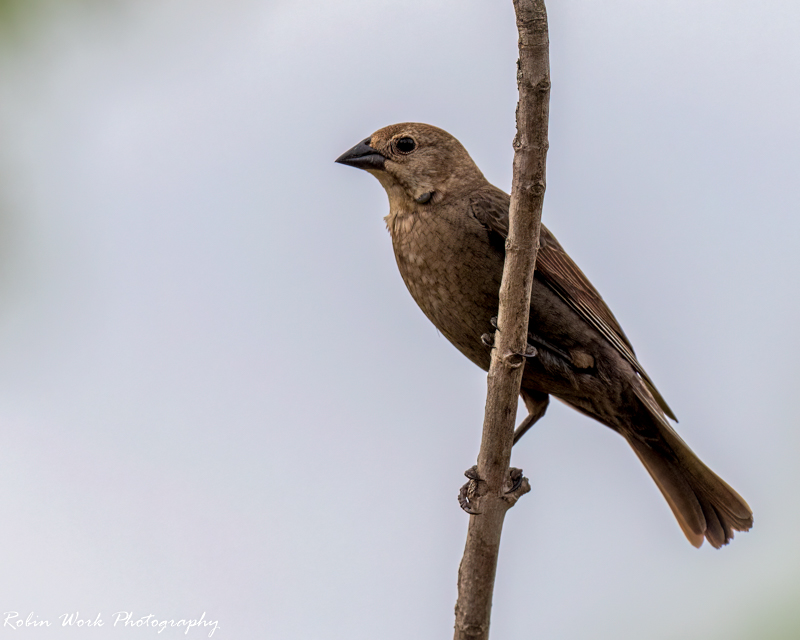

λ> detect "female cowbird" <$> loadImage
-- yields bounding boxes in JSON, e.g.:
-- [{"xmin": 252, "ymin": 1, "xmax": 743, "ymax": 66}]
[{"xmin": 336, "ymin": 122, "xmax": 752, "ymax": 548}]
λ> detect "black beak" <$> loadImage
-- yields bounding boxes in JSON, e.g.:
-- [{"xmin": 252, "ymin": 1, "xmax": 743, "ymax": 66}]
[{"xmin": 335, "ymin": 138, "xmax": 386, "ymax": 171}]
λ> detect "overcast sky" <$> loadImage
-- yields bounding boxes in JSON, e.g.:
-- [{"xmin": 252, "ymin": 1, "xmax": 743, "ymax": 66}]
[{"xmin": 0, "ymin": 1, "xmax": 798, "ymax": 638}]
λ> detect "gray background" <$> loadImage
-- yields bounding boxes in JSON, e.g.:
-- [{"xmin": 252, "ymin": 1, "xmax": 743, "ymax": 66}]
[{"xmin": 0, "ymin": 0, "xmax": 798, "ymax": 638}]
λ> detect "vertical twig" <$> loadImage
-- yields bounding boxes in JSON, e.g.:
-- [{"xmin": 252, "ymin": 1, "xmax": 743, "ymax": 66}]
[{"xmin": 453, "ymin": 2, "xmax": 550, "ymax": 639}]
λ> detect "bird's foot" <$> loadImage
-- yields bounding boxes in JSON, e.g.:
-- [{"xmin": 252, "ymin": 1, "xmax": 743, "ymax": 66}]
[
  {"xmin": 458, "ymin": 466, "xmax": 530, "ymax": 514},
  {"xmin": 481, "ymin": 317, "xmax": 501, "ymax": 348},
  {"xmin": 519, "ymin": 344, "xmax": 537, "ymax": 358},
  {"xmin": 502, "ymin": 467, "xmax": 531, "ymax": 505},
  {"xmin": 506, "ymin": 467, "xmax": 524, "ymax": 493},
  {"xmin": 485, "ymin": 317, "xmax": 538, "ymax": 358},
  {"xmin": 458, "ymin": 466, "xmax": 483, "ymax": 515}
]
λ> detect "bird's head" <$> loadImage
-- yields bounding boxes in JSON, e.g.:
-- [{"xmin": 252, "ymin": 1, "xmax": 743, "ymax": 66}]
[{"xmin": 335, "ymin": 123, "xmax": 486, "ymax": 210}]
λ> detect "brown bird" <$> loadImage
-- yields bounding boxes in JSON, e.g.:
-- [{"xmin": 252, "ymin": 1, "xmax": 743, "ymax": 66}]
[{"xmin": 335, "ymin": 122, "xmax": 752, "ymax": 548}]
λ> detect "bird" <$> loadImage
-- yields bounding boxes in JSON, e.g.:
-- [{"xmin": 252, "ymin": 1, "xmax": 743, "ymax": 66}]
[{"xmin": 335, "ymin": 122, "xmax": 752, "ymax": 548}]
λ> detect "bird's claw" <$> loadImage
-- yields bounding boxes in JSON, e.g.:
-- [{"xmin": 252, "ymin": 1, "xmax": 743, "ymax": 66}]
[
  {"xmin": 485, "ymin": 317, "xmax": 537, "ymax": 357},
  {"xmin": 458, "ymin": 465, "xmax": 482, "ymax": 515},
  {"xmin": 481, "ymin": 317, "xmax": 501, "ymax": 348},
  {"xmin": 519, "ymin": 344, "xmax": 537, "ymax": 358},
  {"xmin": 502, "ymin": 467, "xmax": 531, "ymax": 505},
  {"xmin": 505, "ymin": 467, "xmax": 524, "ymax": 494}
]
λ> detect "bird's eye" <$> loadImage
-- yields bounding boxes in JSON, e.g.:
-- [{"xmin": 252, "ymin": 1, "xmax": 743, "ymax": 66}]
[{"xmin": 395, "ymin": 137, "xmax": 417, "ymax": 154}]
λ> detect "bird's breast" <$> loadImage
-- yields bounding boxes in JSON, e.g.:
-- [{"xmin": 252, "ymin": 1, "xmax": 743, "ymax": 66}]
[{"xmin": 387, "ymin": 206, "xmax": 503, "ymax": 370}]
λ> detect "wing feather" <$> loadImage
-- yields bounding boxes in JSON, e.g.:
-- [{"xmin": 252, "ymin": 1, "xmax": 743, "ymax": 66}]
[{"xmin": 469, "ymin": 186, "xmax": 677, "ymax": 422}]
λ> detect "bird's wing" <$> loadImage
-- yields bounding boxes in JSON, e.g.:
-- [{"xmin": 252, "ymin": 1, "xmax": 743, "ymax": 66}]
[{"xmin": 469, "ymin": 186, "xmax": 677, "ymax": 421}]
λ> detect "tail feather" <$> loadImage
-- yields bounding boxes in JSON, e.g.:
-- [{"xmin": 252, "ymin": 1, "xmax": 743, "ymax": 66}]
[{"xmin": 626, "ymin": 426, "xmax": 753, "ymax": 549}]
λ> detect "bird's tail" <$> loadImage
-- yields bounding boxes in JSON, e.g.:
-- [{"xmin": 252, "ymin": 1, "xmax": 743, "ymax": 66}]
[{"xmin": 624, "ymin": 407, "xmax": 753, "ymax": 548}]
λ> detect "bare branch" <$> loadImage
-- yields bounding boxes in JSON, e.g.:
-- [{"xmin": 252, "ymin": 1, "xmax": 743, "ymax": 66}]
[{"xmin": 453, "ymin": 1, "xmax": 550, "ymax": 638}]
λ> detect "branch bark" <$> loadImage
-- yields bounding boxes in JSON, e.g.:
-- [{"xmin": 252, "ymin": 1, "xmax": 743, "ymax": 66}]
[{"xmin": 453, "ymin": 2, "xmax": 550, "ymax": 639}]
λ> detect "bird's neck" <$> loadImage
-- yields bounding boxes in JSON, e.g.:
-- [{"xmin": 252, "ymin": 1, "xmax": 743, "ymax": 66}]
[{"xmin": 384, "ymin": 203, "xmax": 421, "ymax": 241}]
